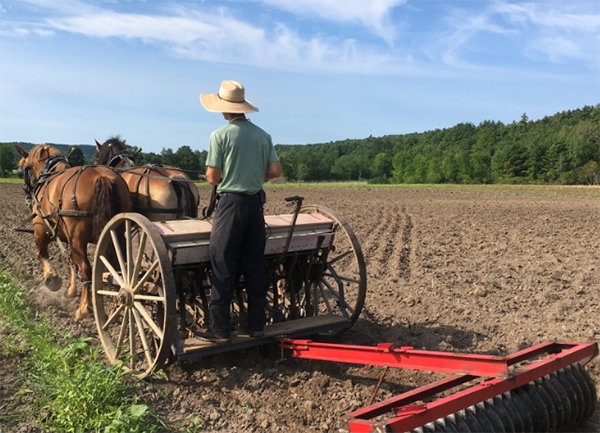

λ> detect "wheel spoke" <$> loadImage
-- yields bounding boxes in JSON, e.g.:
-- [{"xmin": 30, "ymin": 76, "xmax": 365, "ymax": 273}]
[
  {"xmin": 132, "ymin": 259, "xmax": 159, "ymax": 294},
  {"xmin": 321, "ymin": 277, "xmax": 339, "ymax": 298},
  {"xmin": 97, "ymin": 290, "xmax": 119, "ymax": 297},
  {"xmin": 323, "ymin": 272, "xmax": 360, "ymax": 284},
  {"xmin": 131, "ymin": 231, "xmax": 147, "ymax": 288},
  {"xmin": 134, "ymin": 301, "xmax": 164, "ymax": 340},
  {"xmin": 322, "ymin": 277, "xmax": 355, "ymax": 315},
  {"xmin": 109, "ymin": 228, "xmax": 128, "ymax": 285},
  {"xmin": 129, "ymin": 309, "xmax": 135, "ymax": 369},
  {"xmin": 327, "ymin": 249, "xmax": 353, "ymax": 266},
  {"xmin": 134, "ymin": 294, "xmax": 166, "ymax": 302},
  {"xmin": 318, "ymin": 282, "xmax": 334, "ymax": 314},
  {"xmin": 132, "ymin": 307, "xmax": 153, "ymax": 367},
  {"xmin": 99, "ymin": 255, "xmax": 125, "ymax": 288},
  {"xmin": 126, "ymin": 220, "xmax": 133, "ymax": 285},
  {"xmin": 116, "ymin": 307, "xmax": 130, "ymax": 359},
  {"xmin": 102, "ymin": 304, "xmax": 125, "ymax": 331}
]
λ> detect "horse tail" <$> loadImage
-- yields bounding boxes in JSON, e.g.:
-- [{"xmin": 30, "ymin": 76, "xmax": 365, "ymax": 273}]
[
  {"xmin": 92, "ymin": 176, "xmax": 123, "ymax": 242},
  {"xmin": 174, "ymin": 180, "xmax": 199, "ymax": 218}
]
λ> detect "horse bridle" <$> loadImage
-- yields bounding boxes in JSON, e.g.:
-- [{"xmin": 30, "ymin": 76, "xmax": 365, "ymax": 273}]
[{"xmin": 107, "ymin": 150, "xmax": 135, "ymax": 168}]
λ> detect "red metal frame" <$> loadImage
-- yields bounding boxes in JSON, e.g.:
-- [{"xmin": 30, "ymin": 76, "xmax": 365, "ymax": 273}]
[{"xmin": 279, "ymin": 339, "xmax": 598, "ymax": 433}]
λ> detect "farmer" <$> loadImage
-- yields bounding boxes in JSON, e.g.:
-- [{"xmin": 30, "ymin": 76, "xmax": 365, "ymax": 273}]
[{"xmin": 198, "ymin": 80, "xmax": 282, "ymax": 344}]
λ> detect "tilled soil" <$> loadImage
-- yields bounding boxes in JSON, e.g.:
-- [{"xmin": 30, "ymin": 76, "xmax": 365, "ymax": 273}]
[{"xmin": 1, "ymin": 183, "xmax": 599, "ymax": 432}]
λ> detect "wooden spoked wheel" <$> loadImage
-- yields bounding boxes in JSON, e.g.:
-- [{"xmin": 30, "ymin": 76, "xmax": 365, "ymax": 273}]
[
  {"xmin": 299, "ymin": 205, "xmax": 367, "ymax": 334},
  {"xmin": 92, "ymin": 212, "xmax": 176, "ymax": 378}
]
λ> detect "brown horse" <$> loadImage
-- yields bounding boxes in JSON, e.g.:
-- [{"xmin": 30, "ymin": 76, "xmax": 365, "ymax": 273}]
[
  {"xmin": 94, "ymin": 137, "xmax": 199, "ymax": 221},
  {"xmin": 15, "ymin": 144, "xmax": 131, "ymax": 319}
]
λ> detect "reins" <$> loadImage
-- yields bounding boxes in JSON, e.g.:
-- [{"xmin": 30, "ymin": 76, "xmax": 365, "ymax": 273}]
[
  {"xmin": 114, "ymin": 165, "xmax": 206, "ymax": 181},
  {"xmin": 201, "ymin": 185, "xmax": 219, "ymax": 219}
]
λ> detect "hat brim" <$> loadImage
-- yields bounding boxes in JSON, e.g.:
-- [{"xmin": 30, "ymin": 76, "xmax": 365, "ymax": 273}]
[{"xmin": 200, "ymin": 93, "xmax": 259, "ymax": 113}]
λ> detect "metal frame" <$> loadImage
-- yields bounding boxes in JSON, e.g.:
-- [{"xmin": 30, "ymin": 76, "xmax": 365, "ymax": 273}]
[{"xmin": 279, "ymin": 339, "xmax": 598, "ymax": 433}]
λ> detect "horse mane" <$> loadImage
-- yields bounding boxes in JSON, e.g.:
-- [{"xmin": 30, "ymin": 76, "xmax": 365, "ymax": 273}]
[
  {"xmin": 95, "ymin": 135, "xmax": 129, "ymax": 165},
  {"xmin": 30, "ymin": 145, "xmax": 69, "ymax": 171}
]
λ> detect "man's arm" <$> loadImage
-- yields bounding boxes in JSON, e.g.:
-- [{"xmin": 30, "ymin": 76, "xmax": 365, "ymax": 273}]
[
  {"xmin": 265, "ymin": 161, "xmax": 282, "ymax": 180},
  {"xmin": 206, "ymin": 166, "xmax": 222, "ymax": 185}
]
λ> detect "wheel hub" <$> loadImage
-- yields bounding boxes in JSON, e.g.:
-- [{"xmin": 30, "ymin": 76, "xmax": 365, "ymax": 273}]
[{"xmin": 118, "ymin": 287, "xmax": 134, "ymax": 307}]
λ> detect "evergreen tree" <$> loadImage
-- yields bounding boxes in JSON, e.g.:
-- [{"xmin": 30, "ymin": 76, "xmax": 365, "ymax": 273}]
[
  {"xmin": 67, "ymin": 146, "xmax": 85, "ymax": 166},
  {"xmin": 0, "ymin": 143, "xmax": 17, "ymax": 178}
]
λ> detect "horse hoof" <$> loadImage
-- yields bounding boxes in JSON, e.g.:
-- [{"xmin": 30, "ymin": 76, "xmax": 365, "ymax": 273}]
[
  {"xmin": 44, "ymin": 275, "xmax": 62, "ymax": 292},
  {"xmin": 75, "ymin": 308, "xmax": 87, "ymax": 320},
  {"xmin": 65, "ymin": 288, "xmax": 78, "ymax": 298}
]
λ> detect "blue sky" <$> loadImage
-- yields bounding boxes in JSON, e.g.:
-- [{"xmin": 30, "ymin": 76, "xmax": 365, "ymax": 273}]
[{"xmin": 1, "ymin": 0, "xmax": 598, "ymax": 154}]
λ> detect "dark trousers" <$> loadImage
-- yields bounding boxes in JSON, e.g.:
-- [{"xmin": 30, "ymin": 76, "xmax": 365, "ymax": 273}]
[{"xmin": 208, "ymin": 193, "xmax": 266, "ymax": 337}]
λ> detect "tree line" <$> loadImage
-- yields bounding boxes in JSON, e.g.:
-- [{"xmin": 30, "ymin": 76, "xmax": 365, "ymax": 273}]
[
  {"xmin": 0, "ymin": 143, "xmax": 207, "ymax": 180},
  {"xmin": 2, "ymin": 104, "xmax": 598, "ymax": 184},
  {"xmin": 275, "ymin": 105, "xmax": 599, "ymax": 185}
]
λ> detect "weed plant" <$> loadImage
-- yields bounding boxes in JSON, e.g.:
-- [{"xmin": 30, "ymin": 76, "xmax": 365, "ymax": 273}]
[{"xmin": 0, "ymin": 272, "xmax": 166, "ymax": 432}]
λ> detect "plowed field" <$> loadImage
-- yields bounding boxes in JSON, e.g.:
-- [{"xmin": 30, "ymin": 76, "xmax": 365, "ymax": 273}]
[{"xmin": 1, "ymin": 183, "xmax": 598, "ymax": 432}]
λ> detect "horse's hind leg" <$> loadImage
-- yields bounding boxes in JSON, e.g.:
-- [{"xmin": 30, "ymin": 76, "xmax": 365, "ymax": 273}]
[
  {"xmin": 70, "ymin": 239, "xmax": 93, "ymax": 319},
  {"xmin": 65, "ymin": 255, "xmax": 78, "ymax": 298},
  {"xmin": 35, "ymin": 225, "xmax": 62, "ymax": 292}
]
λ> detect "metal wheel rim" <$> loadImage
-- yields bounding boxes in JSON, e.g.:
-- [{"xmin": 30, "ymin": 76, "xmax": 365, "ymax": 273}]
[
  {"xmin": 92, "ymin": 212, "xmax": 176, "ymax": 378},
  {"xmin": 300, "ymin": 204, "xmax": 367, "ymax": 334}
]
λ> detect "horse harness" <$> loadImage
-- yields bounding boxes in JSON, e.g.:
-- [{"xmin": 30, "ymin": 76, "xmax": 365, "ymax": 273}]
[
  {"xmin": 114, "ymin": 159, "xmax": 189, "ymax": 215},
  {"xmin": 19, "ymin": 155, "xmax": 93, "ymax": 243}
]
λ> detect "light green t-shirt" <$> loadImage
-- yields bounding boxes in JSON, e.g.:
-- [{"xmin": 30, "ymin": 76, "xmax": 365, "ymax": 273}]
[{"xmin": 206, "ymin": 121, "xmax": 279, "ymax": 194}]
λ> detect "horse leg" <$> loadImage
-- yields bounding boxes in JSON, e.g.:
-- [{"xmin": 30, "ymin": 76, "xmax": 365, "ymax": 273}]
[
  {"xmin": 35, "ymin": 224, "xmax": 62, "ymax": 292},
  {"xmin": 76, "ymin": 283, "xmax": 93, "ymax": 320},
  {"xmin": 65, "ymin": 254, "xmax": 78, "ymax": 298},
  {"xmin": 70, "ymin": 239, "xmax": 93, "ymax": 320}
]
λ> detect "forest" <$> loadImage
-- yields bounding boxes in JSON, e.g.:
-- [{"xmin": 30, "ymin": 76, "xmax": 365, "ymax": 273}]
[
  {"xmin": 1, "ymin": 104, "xmax": 598, "ymax": 185},
  {"xmin": 275, "ymin": 104, "xmax": 600, "ymax": 185}
]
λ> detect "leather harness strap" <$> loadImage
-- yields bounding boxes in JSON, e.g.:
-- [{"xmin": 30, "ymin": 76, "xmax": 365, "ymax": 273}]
[
  {"xmin": 127, "ymin": 165, "xmax": 184, "ymax": 215},
  {"xmin": 25, "ymin": 160, "xmax": 93, "ymax": 244}
]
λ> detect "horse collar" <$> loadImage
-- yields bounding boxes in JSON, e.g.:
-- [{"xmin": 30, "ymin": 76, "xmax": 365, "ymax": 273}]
[{"xmin": 21, "ymin": 154, "xmax": 71, "ymax": 205}]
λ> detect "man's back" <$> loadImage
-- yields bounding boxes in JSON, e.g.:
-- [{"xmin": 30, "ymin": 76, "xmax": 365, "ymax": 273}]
[{"xmin": 207, "ymin": 121, "xmax": 276, "ymax": 194}]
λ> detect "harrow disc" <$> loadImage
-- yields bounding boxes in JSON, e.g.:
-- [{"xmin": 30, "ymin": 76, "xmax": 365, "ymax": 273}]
[
  {"xmin": 92, "ymin": 212, "xmax": 176, "ymax": 378},
  {"xmin": 412, "ymin": 363, "xmax": 597, "ymax": 433}
]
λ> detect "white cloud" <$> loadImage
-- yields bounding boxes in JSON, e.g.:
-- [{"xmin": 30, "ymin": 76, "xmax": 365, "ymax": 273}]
[
  {"xmin": 49, "ymin": 13, "xmax": 221, "ymax": 44},
  {"xmin": 5, "ymin": 0, "xmax": 598, "ymax": 77},
  {"xmin": 491, "ymin": 0, "xmax": 600, "ymax": 64},
  {"xmin": 438, "ymin": 0, "xmax": 599, "ymax": 67},
  {"xmin": 249, "ymin": 0, "xmax": 407, "ymax": 45},
  {"xmin": 17, "ymin": 1, "xmax": 423, "ymax": 76},
  {"xmin": 0, "ymin": 26, "xmax": 54, "ymax": 38},
  {"xmin": 492, "ymin": 1, "xmax": 600, "ymax": 32},
  {"xmin": 530, "ymin": 37, "xmax": 585, "ymax": 64}
]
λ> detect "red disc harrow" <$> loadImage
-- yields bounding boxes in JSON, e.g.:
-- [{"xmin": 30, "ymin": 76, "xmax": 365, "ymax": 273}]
[{"xmin": 280, "ymin": 339, "xmax": 598, "ymax": 432}]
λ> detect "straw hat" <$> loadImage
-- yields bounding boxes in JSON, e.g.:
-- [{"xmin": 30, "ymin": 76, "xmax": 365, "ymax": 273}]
[{"xmin": 200, "ymin": 80, "xmax": 259, "ymax": 113}]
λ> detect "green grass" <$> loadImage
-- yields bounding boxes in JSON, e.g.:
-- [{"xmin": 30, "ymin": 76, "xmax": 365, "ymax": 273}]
[
  {"xmin": 0, "ymin": 177, "xmax": 25, "ymax": 184},
  {"xmin": 6, "ymin": 176, "xmax": 597, "ymax": 197},
  {"xmin": 0, "ymin": 272, "xmax": 173, "ymax": 433}
]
